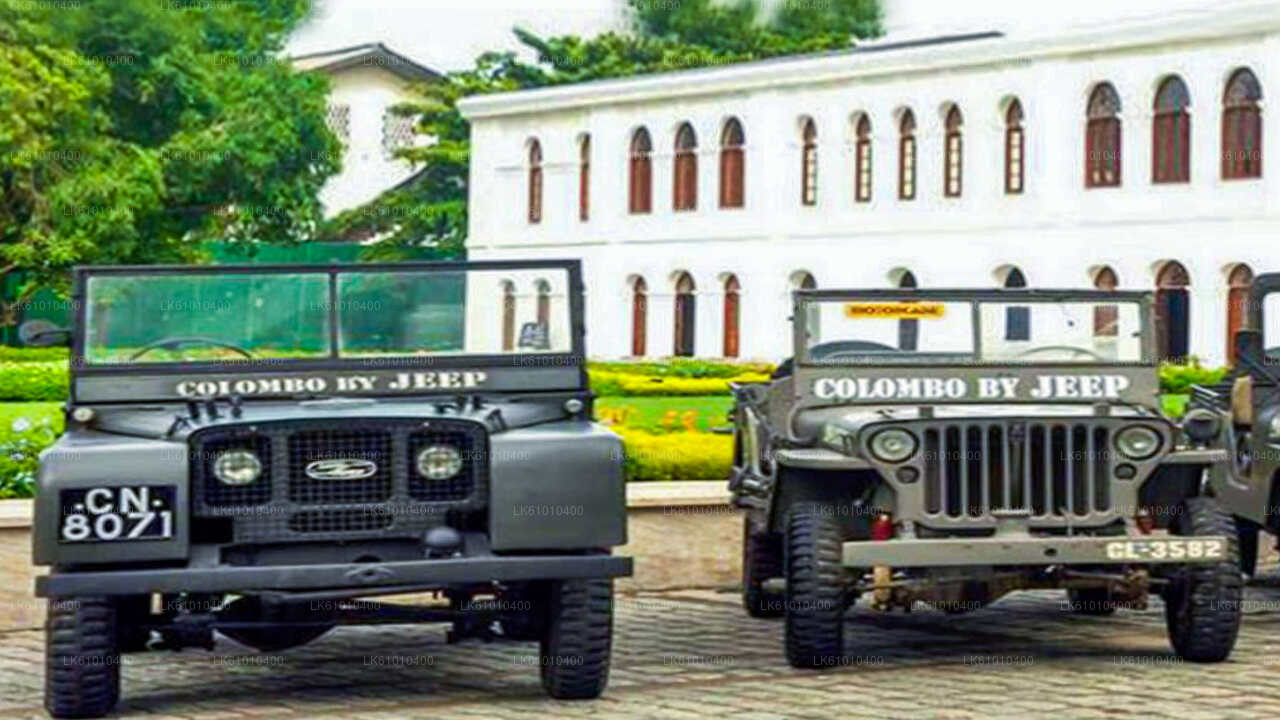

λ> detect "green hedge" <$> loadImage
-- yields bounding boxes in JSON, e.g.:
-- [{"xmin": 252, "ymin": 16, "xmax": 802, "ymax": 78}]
[
  {"xmin": 0, "ymin": 362, "xmax": 69, "ymax": 401},
  {"xmin": 0, "ymin": 347, "xmax": 70, "ymax": 362},
  {"xmin": 588, "ymin": 358, "xmax": 775, "ymax": 379},
  {"xmin": 1158, "ymin": 361, "xmax": 1229, "ymax": 395},
  {"xmin": 590, "ymin": 369, "xmax": 770, "ymax": 397},
  {"xmin": 615, "ymin": 427, "xmax": 731, "ymax": 481}
]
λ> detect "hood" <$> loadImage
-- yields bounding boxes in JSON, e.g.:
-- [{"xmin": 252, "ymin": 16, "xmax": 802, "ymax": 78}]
[
  {"xmin": 794, "ymin": 403, "xmax": 1167, "ymax": 455},
  {"xmin": 79, "ymin": 394, "xmax": 580, "ymax": 442}
]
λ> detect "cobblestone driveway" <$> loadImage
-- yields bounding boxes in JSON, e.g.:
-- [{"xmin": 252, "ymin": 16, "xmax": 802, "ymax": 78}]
[{"xmin": 4, "ymin": 577, "xmax": 1280, "ymax": 719}]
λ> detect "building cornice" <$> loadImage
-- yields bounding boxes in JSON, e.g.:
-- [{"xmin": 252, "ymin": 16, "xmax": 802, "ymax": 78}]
[{"xmin": 459, "ymin": 1, "xmax": 1280, "ymax": 120}]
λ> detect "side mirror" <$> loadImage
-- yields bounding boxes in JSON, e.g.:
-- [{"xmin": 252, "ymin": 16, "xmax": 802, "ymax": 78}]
[
  {"xmin": 18, "ymin": 319, "xmax": 71, "ymax": 347},
  {"xmin": 1235, "ymin": 329, "xmax": 1262, "ymax": 365}
]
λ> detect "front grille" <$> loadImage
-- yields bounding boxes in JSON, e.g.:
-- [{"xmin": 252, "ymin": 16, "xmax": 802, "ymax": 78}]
[
  {"xmin": 288, "ymin": 430, "xmax": 393, "ymax": 504},
  {"xmin": 922, "ymin": 422, "xmax": 1113, "ymax": 520},
  {"xmin": 190, "ymin": 419, "xmax": 487, "ymax": 542}
]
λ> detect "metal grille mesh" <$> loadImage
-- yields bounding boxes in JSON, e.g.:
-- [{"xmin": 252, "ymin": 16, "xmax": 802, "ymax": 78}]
[
  {"xmin": 923, "ymin": 422, "xmax": 1113, "ymax": 520},
  {"xmin": 190, "ymin": 419, "xmax": 487, "ymax": 542},
  {"xmin": 288, "ymin": 430, "xmax": 393, "ymax": 504}
]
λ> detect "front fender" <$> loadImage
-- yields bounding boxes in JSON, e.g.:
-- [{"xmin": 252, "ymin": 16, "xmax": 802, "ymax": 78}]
[{"xmin": 33, "ymin": 431, "xmax": 189, "ymax": 567}]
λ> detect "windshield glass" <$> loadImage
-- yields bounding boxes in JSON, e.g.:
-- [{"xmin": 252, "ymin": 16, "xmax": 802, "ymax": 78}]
[
  {"xmin": 83, "ymin": 267, "xmax": 575, "ymax": 365},
  {"xmin": 802, "ymin": 297, "xmax": 1146, "ymax": 364}
]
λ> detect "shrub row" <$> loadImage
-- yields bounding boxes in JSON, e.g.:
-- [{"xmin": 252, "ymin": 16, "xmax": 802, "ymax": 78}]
[
  {"xmin": 590, "ymin": 369, "xmax": 770, "ymax": 397},
  {"xmin": 615, "ymin": 427, "xmax": 732, "ymax": 482},
  {"xmin": 0, "ymin": 407, "xmax": 63, "ymax": 499},
  {"xmin": 0, "ymin": 362, "xmax": 70, "ymax": 401},
  {"xmin": 588, "ymin": 358, "xmax": 775, "ymax": 379},
  {"xmin": 0, "ymin": 347, "xmax": 70, "ymax": 362},
  {"xmin": 1157, "ymin": 361, "xmax": 1230, "ymax": 395}
]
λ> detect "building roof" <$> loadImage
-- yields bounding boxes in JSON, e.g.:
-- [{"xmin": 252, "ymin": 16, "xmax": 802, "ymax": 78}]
[
  {"xmin": 458, "ymin": 0, "xmax": 1280, "ymax": 120},
  {"xmin": 291, "ymin": 42, "xmax": 440, "ymax": 82}
]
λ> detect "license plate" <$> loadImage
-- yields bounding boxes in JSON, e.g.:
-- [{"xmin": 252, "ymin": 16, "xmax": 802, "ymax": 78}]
[
  {"xmin": 1104, "ymin": 538, "xmax": 1225, "ymax": 561},
  {"xmin": 59, "ymin": 486, "xmax": 176, "ymax": 543}
]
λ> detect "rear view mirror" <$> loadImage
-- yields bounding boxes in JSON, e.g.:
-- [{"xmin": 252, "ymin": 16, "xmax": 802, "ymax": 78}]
[{"xmin": 18, "ymin": 319, "xmax": 71, "ymax": 347}]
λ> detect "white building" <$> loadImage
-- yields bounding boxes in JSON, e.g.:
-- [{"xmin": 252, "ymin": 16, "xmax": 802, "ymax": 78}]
[
  {"xmin": 292, "ymin": 43, "xmax": 439, "ymax": 216},
  {"xmin": 458, "ymin": 2, "xmax": 1280, "ymax": 365}
]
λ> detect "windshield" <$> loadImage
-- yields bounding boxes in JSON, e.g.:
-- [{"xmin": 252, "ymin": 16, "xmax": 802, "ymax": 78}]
[
  {"xmin": 83, "ymin": 267, "xmax": 575, "ymax": 365},
  {"xmin": 802, "ymin": 297, "xmax": 1147, "ymax": 364}
]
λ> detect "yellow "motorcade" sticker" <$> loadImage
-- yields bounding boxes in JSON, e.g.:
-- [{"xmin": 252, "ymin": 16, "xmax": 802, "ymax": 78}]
[{"xmin": 843, "ymin": 302, "xmax": 946, "ymax": 319}]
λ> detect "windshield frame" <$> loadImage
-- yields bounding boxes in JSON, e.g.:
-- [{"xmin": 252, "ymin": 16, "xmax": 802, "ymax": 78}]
[
  {"xmin": 793, "ymin": 288, "xmax": 1156, "ymax": 368},
  {"xmin": 69, "ymin": 259, "xmax": 586, "ymax": 392}
]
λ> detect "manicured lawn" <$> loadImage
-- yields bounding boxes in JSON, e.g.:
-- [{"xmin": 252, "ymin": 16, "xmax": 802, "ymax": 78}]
[{"xmin": 594, "ymin": 395, "xmax": 733, "ymax": 433}]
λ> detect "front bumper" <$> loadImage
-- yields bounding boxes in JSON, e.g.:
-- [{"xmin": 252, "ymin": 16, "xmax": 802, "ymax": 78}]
[
  {"xmin": 842, "ymin": 535, "xmax": 1231, "ymax": 568},
  {"xmin": 36, "ymin": 553, "xmax": 633, "ymax": 598}
]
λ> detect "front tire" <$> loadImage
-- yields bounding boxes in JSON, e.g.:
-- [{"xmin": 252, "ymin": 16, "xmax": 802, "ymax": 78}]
[
  {"xmin": 1164, "ymin": 497, "xmax": 1243, "ymax": 663},
  {"xmin": 784, "ymin": 503, "xmax": 848, "ymax": 669},
  {"xmin": 743, "ymin": 515, "xmax": 784, "ymax": 618},
  {"xmin": 539, "ymin": 577, "xmax": 613, "ymax": 699},
  {"xmin": 45, "ymin": 597, "xmax": 120, "ymax": 719}
]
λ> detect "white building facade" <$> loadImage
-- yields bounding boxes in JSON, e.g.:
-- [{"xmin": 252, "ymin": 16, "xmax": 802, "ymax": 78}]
[
  {"xmin": 292, "ymin": 44, "xmax": 438, "ymax": 217},
  {"xmin": 458, "ymin": 4, "xmax": 1280, "ymax": 365}
]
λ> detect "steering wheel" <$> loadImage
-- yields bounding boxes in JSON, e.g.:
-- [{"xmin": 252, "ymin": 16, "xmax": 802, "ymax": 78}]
[
  {"xmin": 1014, "ymin": 345, "xmax": 1106, "ymax": 361},
  {"xmin": 128, "ymin": 337, "xmax": 255, "ymax": 361}
]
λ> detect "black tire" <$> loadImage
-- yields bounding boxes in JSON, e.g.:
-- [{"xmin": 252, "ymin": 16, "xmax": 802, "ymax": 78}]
[
  {"xmin": 498, "ymin": 583, "xmax": 548, "ymax": 641},
  {"xmin": 539, "ymin": 577, "xmax": 613, "ymax": 699},
  {"xmin": 784, "ymin": 503, "xmax": 848, "ymax": 669},
  {"xmin": 743, "ymin": 515, "xmax": 784, "ymax": 618},
  {"xmin": 1067, "ymin": 587, "xmax": 1119, "ymax": 616},
  {"xmin": 1237, "ymin": 521, "xmax": 1259, "ymax": 577},
  {"xmin": 45, "ymin": 596, "xmax": 120, "ymax": 719},
  {"xmin": 1164, "ymin": 497, "xmax": 1243, "ymax": 663}
]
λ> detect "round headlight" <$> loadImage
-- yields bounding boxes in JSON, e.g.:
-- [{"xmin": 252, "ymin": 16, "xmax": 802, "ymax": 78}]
[
  {"xmin": 417, "ymin": 445, "xmax": 464, "ymax": 479},
  {"xmin": 1115, "ymin": 426, "xmax": 1162, "ymax": 460},
  {"xmin": 213, "ymin": 450, "xmax": 262, "ymax": 486},
  {"xmin": 868, "ymin": 429, "xmax": 918, "ymax": 464}
]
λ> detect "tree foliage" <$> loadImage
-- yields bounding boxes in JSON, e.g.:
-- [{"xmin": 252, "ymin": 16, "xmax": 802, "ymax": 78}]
[
  {"xmin": 0, "ymin": 0, "xmax": 339, "ymax": 297},
  {"xmin": 323, "ymin": 0, "xmax": 882, "ymax": 259}
]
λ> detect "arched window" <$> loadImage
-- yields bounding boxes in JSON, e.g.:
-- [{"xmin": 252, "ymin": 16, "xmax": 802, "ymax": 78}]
[
  {"xmin": 801, "ymin": 118, "xmax": 818, "ymax": 206},
  {"xmin": 501, "ymin": 281, "xmax": 516, "ymax": 351},
  {"xmin": 673, "ymin": 123, "xmax": 698, "ymax": 211},
  {"xmin": 943, "ymin": 106, "xmax": 963, "ymax": 197},
  {"xmin": 1093, "ymin": 267, "xmax": 1119, "ymax": 337},
  {"xmin": 527, "ymin": 140, "xmax": 543, "ymax": 223},
  {"xmin": 1005, "ymin": 99, "xmax": 1025, "ymax": 194},
  {"xmin": 1223, "ymin": 68, "xmax": 1263, "ymax": 179},
  {"xmin": 854, "ymin": 115, "xmax": 872, "ymax": 203},
  {"xmin": 719, "ymin": 118, "xmax": 745, "ymax": 209},
  {"xmin": 1227, "ymin": 264, "xmax": 1254, "ymax": 363},
  {"xmin": 629, "ymin": 128, "xmax": 653, "ymax": 214},
  {"xmin": 1153, "ymin": 76, "xmax": 1191, "ymax": 183},
  {"xmin": 631, "ymin": 277, "xmax": 648, "ymax": 356},
  {"xmin": 1155, "ymin": 261, "xmax": 1191, "ymax": 361},
  {"xmin": 535, "ymin": 279, "xmax": 551, "ymax": 327},
  {"xmin": 578, "ymin": 135, "xmax": 591, "ymax": 221},
  {"xmin": 674, "ymin": 273, "xmax": 696, "ymax": 357},
  {"xmin": 1086, "ymin": 83, "xmax": 1122, "ymax": 187},
  {"xmin": 1003, "ymin": 267, "xmax": 1030, "ymax": 341},
  {"xmin": 723, "ymin": 275, "xmax": 740, "ymax": 357},
  {"xmin": 898, "ymin": 110, "xmax": 917, "ymax": 200},
  {"xmin": 898, "ymin": 270, "xmax": 918, "ymax": 351}
]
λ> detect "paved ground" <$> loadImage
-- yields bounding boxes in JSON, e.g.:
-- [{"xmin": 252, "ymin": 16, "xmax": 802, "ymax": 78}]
[{"xmin": 4, "ymin": 575, "xmax": 1280, "ymax": 720}]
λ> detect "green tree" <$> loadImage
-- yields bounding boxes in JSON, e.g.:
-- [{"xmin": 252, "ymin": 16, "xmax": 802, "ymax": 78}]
[
  {"xmin": 323, "ymin": 0, "xmax": 883, "ymax": 259},
  {"xmin": 0, "ymin": 0, "xmax": 340, "ymax": 301}
]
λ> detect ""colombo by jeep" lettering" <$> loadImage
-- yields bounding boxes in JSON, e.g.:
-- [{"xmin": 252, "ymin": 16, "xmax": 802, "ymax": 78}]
[
  {"xmin": 812, "ymin": 374, "xmax": 1131, "ymax": 401},
  {"xmin": 174, "ymin": 371, "xmax": 489, "ymax": 397}
]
